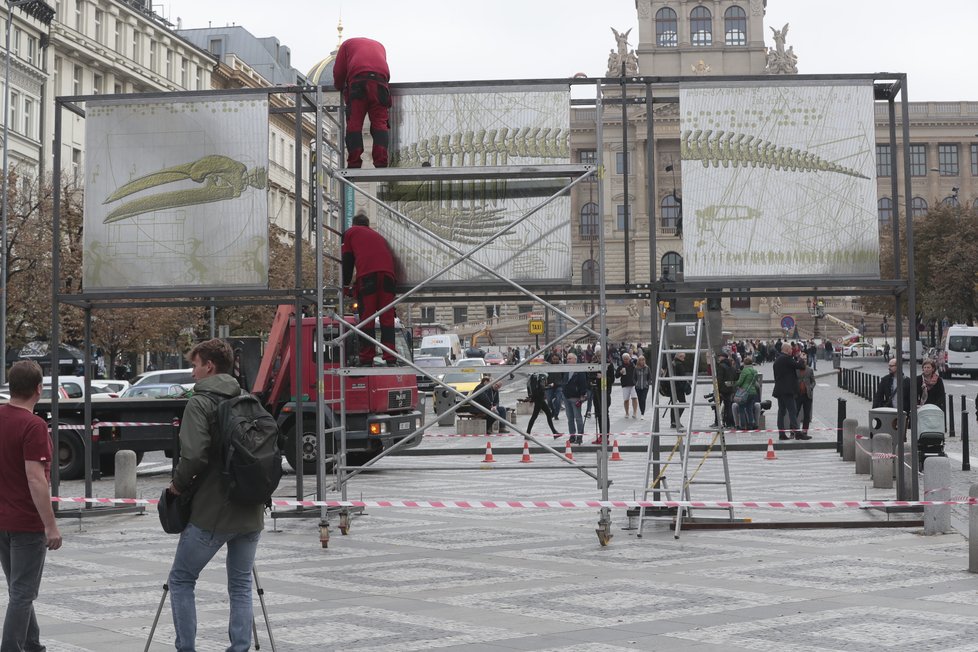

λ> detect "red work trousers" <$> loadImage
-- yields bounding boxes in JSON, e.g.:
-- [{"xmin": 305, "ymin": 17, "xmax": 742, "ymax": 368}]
[
  {"xmin": 355, "ymin": 272, "xmax": 396, "ymax": 365},
  {"xmin": 344, "ymin": 78, "xmax": 390, "ymax": 168}
]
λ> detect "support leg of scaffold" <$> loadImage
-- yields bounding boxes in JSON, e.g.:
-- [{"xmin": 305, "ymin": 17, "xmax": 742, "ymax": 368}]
[
  {"xmin": 595, "ymin": 507, "xmax": 614, "ymax": 546},
  {"xmin": 319, "ymin": 519, "xmax": 330, "ymax": 548},
  {"xmin": 339, "ymin": 509, "xmax": 351, "ymax": 535},
  {"xmin": 144, "ymin": 583, "xmax": 169, "ymax": 652}
]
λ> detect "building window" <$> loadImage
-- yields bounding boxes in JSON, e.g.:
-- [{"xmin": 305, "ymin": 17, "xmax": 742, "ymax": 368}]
[
  {"xmin": 165, "ymin": 50, "xmax": 173, "ymax": 79},
  {"xmin": 616, "ymin": 204, "xmax": 632, "ymax": 230},
  {"xmin": 74, "ymin": 1, "xmax": 82, "ymax": 31},
  {"xmin": 690, "ymin": 6, "xmax": 713, "ymax": 46},
  {"xmin": 579, "ymin": 149, "xmax": 596, "ymax": 181},
  {"xmin": 912, "ymin": 197, "xmax": 928, "ymax": 217},
  {"xmin": 93, "ymin": 73, "xmax": 103, "ymax": 94},
  {"xmin": 73, "ymin": 64, "xmax": 82, "ymax": 95},
  {"xmin": 150, "ymin": 41, "xmax": 158, "ymax": 72},
  {"xmin": 10, "ymin": 28, "xmax": 19, "ymax": 57},
  {"xmin": 209, "ymin": 38, "xmax": 224, "ymax": 58},
  {"xmin": 661, "ymin": 194, "xmax": 681, "ymax": 228},
  {"xmin": 453, "ymin": 307, "xmax": 467, "ymax": 325},
  {"xmin": 938, "ymin": 144, "xmax": 959, "ymax": 176},
  {"xmin": 661, "ymin": 252, "xmax": 683, "ymax": 281},
  {"xmin": 53, "ymin": 56, "xmax": 61, "ymax": 93},
  {"xmin": 94, "ymin": 9, "xmax": 103, "ymax": 43},
  {"xmin": 114, "ymin": 20, "xmax": 122, "ymax": 52},
  {"xmin": 181, "ymin": 60, "xmax": 188, "ymax": 88},
  {"xmin": 580, "ymin": 202, "xmax": 598, "ymax": 239},
  {"xmin": 518, "ymin": 305, "xmax": 533, "ymax": 316},
  {"xmin": 878, "ymin": 197, "xmax": 892, "ymax": 223},
  {"xmin": 9, "ymin": 92, "xmax": 19, "ymax": 134},
  {"xmin": 23, "ymin": 98, "xmax": 33, "ymax": 139},
  {"xmin": 972, "ymin": 144, "xmax": 978, "ymax": 176},
  {"xmin": 582, "ymin": 259, "xmax": 597, "ymax": 286},
  {"xmin": 420, "ymin": 307, "xmax": 435, "ymax": 322},
  {"xmin": 133, "ymin": 31, "xmax": 142, "ymax": 64},
  {"xmin": 195, "ymin": 67, "xmax": 203, "ymax": 90},
  {"xmin": 876, "ymin": 144, "xmax": 891, "ymax": 178},
  {"xmin": 724, "ymin": 6, "xmax": 747, "ymax": 46},
  {"xmin": 909, "ymin": 144, "xmax": 926, "ymax": 177},
  {"xmin": 485, "ymin": 305, "xmax": 499, "ymax": 319},
  {"xmin": 26, "ymin": 36, "xmax": 37, "ymax": 67},
  {"xmin": 113, "ymin": 82, "xmax": 122, "ymax": 94},
  {"xmin": 71, "ymin": 147, "xmax": 82, "ymax": 181},
  {"xmin": 615, "ymin": 151, "xmax": 630, "ymax": 175},
  {"xmin": 655, "ymin": 7, "xmax": 678, "ymax": 47}
]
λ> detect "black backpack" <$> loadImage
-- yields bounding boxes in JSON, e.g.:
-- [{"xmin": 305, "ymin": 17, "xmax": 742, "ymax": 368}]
[
  {"xmin": 527, "ymin": 372, "xmax": 548, "ymax": 395},
  {"xmin": 212, "ymin": 393, "xmax": 284, "ymax": 506}
]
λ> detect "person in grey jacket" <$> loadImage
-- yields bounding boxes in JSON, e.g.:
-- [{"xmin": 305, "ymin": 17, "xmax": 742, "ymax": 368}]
[
  {"xmin": 795, "ymin": 358, "xmax": 815, "ymax": 440},
  {"xmin": 166, "ymin": 339, "xmax": 263, "ymax": 652}
]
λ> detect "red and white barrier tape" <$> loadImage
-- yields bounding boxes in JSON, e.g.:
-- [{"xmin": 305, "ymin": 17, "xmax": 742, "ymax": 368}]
[
  {"xmin": 51, "ymin": 496, "xmax": 978, "ymax": 509},
  {"xmin": 51, "ymin": 421, "xmax": 174, "ymax": 430},
  {"xmin": 425, "ymin": 426, "xmax": 841, "ymax": 439}
]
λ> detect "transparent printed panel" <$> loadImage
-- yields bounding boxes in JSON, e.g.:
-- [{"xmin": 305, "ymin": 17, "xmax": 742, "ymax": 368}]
[
  {"xmin": 83, "ymin": 94, "xmax": 270, "ymax": 291},
  {"xmin": 679, "ymin": 81, "xmax": 880, "ymax": 280},
  {"xmin": 381, "ymin": 86, "xmax": 572, "ymax": 285}
]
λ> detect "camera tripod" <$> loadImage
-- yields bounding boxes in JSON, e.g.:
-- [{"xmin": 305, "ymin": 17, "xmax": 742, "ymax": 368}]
[{"xmin": 144, "ymin": 565, "xmax": 276, "ymax": 651}]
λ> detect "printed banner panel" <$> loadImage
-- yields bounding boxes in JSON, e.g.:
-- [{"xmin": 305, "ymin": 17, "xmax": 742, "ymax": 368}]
[
  {"xmin": 383, "ymin": 87, "xmax": 572, "ymax": 285},
  {"xmin": 83, "ymin": 95, "xmax": 270, "ymax": 291},
  {"xmin": 679, "ymin": 81, "xmax": 880, "ymax": 280}
]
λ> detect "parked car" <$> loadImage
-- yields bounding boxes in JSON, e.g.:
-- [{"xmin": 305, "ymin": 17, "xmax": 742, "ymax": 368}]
[
  {"xmin": 484, "ymin": 351, "xmax": 505, "ymax": 365},
  {"xmin": 130, "ymin": 369, "xmax": 194, "ymax": 387},
  {"xmin": 455, "ymin": 357, "xmax": 488, "ymax": 368},
  {"xmin": 120, "ymin": 384, "xmax": 189, "ymax": 399},
  {"xmin": 94, "ymin": 380, "xmax": 131, "ymax": 395},
  {"xmin": 843, "ymin": 342, "xmax": 881, "ymax": 357},
  {"xmin": 414, "ymin": 355, "xmax": 448, "ymax": 392},
  {"xmin": 440, "ymin": 371, "xmax": 483, "ymax": 396}
]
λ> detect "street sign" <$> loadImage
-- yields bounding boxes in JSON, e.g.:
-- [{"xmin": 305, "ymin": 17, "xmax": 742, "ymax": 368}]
[
  {"xmin": 780, "ymin": 315, "xmax": 795, "ymax": 331},
  {"xmin": 528, "ymin": 319, "xmax": 544, "ymax": 335}
]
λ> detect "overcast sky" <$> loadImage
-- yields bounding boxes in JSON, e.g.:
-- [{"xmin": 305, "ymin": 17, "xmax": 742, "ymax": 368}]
[{"xmin": 162, "ymin": 1, "xmax": 973, "ymax": 101}]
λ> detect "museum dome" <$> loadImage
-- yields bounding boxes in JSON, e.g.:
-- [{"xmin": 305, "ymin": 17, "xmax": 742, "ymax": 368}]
[{"xmin": 307, "ymin": 20, "xmax": 343, "ymax": 88}]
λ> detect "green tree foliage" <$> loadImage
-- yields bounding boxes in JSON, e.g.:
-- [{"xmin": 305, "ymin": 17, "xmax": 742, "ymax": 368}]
[{"xmin": 863, "ymin": 204, "xmax": 978, "ymax": 323}]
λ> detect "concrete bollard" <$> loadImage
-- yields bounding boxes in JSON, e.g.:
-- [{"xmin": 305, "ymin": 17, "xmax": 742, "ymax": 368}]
[
  {"xmin": 854, "ymin": 425, "xmax": 871, "ymax": 475},
  {"xmin": 970, "ymin": 483, "xmax": 977, "ymax": 573},
  {"xmin": 842, "ymin": 418, "xmax": 858, "ymax": 462},
  {"xmin": 114, "ymin": 450, "xmax": 138, "ymax": 499},
  {"xmin": 872, "ymin": 433, "xmax": 894, "ymax": 489},
  {"xmin": 922, "ymin": 456, "xmax": 951, "ymax": 535}
]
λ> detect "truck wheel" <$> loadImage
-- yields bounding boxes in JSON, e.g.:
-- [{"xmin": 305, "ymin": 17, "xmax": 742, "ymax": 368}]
[
  {"xmin": 57, "ymin": 431, "xmax": 85, "ymax": 481},
  {"xmin": 284, "ymin": 422, "xmax": 332, "ymax": 476}
]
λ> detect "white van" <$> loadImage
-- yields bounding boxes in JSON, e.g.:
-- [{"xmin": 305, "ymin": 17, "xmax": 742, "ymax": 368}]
[
  {"xmin": 419, "ymin": 334, "xmax": 461, "ymax": 362},
  {"xmin": 940, "ymin": 325, "xmax": 978, "ymax": 378}
]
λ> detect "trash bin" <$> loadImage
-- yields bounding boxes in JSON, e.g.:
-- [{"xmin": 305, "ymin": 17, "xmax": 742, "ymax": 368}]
[
  {"xmin": 832, "ymin": 352, "xmax": 842, "ymax": 369},
  {"xmin": 917, "ymin": 404, "xmax": 946, "ymax": 469},
  {"xmin": 433, "ymin": 388, "xmax": 457, "ymax": 426}
]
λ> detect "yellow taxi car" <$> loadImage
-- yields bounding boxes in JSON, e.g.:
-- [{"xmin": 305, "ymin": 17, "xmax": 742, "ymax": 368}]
[{"xmin": 441, "ymin": 370, "xmax": 484, "ymax": 396}]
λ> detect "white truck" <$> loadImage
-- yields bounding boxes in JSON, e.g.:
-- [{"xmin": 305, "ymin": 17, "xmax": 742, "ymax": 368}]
[
  {"xmin": 939, "ymin": 325, "xmax": 978, "ymax": 378},
  {"xmin": 419, "ymin": 333, "xmax": 462, "ymax": 362}
]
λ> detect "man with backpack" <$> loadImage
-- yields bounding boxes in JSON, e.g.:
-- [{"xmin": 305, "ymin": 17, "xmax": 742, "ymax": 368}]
[{"xmin": 166, "ymin": 339, "xmax": 272, "ymax": 652}]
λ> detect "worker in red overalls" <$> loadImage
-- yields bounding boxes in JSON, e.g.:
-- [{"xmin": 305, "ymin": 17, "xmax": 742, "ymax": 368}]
[
  {"xmin": 332, "ymin": 37, "xmax": 390, "ymax": 169},
  {"xmin": 341, "ymin": 212, "xmax": 397, "ymax": 366}
]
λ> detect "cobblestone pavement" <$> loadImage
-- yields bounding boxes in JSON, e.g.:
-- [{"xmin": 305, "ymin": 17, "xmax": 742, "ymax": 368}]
[{"xmin": 2, "ymin": 359, "xmax": 976, "ymax": 651}]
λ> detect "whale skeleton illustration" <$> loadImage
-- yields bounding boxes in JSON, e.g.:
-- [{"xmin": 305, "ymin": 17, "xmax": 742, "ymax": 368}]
[
  {"xmin": 102, "ymin": 154, "xmax": 267, "ymax": 223},
  {"xmin": 680, "ymin": 129, "xmax": 869, "ymax": 179}
]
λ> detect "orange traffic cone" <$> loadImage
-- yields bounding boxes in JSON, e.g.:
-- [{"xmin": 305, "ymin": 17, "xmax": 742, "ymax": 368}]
[
  {"xmin": 519, "ymin": 440, "xmax": 533, "ymax": 463},
  {"xmin": 610, "ymin": 439, "xmax": 623, "ymax": 461},
  {"xmin": 564, "ymin": 439, "xmax": 574, "ymax": 461},
  {"xmin": 765, "ymin": 438, "xmax": 777, "ymax": 460},
  {"xmin": 483, "ymin": 441, "xmax": 496, "ymax": 463}
]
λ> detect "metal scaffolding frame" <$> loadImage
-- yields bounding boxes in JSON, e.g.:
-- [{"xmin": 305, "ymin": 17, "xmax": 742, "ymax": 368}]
[{"xmin": 43, "ymin": 70, "xmax": 919, "ymax": 536}]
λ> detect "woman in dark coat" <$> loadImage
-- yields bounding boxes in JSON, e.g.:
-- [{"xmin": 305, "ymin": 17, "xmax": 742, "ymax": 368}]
[{"xmin": 916, "ymin": 358, "xmax": 946, "ymax": 408}]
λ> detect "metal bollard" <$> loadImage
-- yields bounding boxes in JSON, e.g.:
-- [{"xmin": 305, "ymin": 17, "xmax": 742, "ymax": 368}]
[
  {"xmin": 837, "ymin": 398, "xmax": 847, "ymax": 455},
  {"xmin": 922, "ymin": 456, "xmax": 951, "ymax": 535},
  {"xmin": 872, "ymin": 433, "xmax": 893, "ymax": 489},
  {"xmin": 947, "ymin": 394, "xmax": 954, "ymax": 437},
  {"xmin": 114, "ymin": 450, "xmax": 138, "ymax": 499},
  {"xmin": 963, "ymin": 406, "xmax": 971, "ymax": 472},
  {"xmin": 970, "ymin": 483, "xmax": 978, "ymax": 573},
  {"xmin": 854, "ymin": 425, "xmax": 871, "ymax": 475},
  {"xmin": 842, "ymin": 418, "xmax": 858, "ymax": 462},
  {"xmin": 90, "ymin": 419, "xmax": 102, "ymax": 482}
]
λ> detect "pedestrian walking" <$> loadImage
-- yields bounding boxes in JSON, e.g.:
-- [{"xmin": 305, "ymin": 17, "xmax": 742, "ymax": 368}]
[{"xmin": 795, "ymin": 358, "xmax": 815, "ymax": 439}]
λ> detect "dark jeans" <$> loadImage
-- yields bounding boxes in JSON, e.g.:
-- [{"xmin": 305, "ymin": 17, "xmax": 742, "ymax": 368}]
[
  {"xmin": 527, "ymin": 396, "xmax": 557, "ymax": 435},
  {"xmin": 0, "ymin": 530, "xmax": 47, "ymax": 652},
  {"xmin": 777, "ymin": 395, "xmax": 800, "ymax": 434},
  {"xmin": 797, "ymin": 395, "xmax": 813, "ymax": 433},
  {"xmin": 635, "ymin": 386, "xmax": 650, "ymax": 415}
]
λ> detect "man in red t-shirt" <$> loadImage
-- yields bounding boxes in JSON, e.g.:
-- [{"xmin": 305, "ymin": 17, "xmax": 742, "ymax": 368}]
[
  {"xmin": 342, "ymin": 212, "xmax": 398, "ymax": 366},
  {"xmin": 0, "ymin": 360, "xmax": 62, "ymax": 651},
  {"xmin": 332, "ymin": 36, "xmax": 391, "ymax": 168}
]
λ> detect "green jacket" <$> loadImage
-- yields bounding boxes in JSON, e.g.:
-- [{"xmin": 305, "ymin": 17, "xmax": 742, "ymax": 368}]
[
  {"xmin": 735, "ymin": 366, "xmax": 760, "ymax": 397},
  {"xmin": 172, "ymin": 373, "xmax": 264, "ymax": 534}
]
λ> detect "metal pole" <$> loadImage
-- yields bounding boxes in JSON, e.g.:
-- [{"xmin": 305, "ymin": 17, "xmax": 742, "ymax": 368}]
[
  {"xmin": 645, "ymin": 82, "xmax": 658, "ymax": 365},
  {"xmin": 836, "ymin": 397, "xmax": 846, "ymax": 455},
  {"xmin": 962, "ymin": 403, "xmax": 971, "ymax": 472},
  {"xmin": 620, "ymin": 62, "xmax": 629, "ymax": 286},
  {"xmin": 947, "ymin": 393, "xmax": 954, "ymax": 437},
  {"xmin": 887, "ymin": 93, "xmax": 907, "ymax": 499},
  {"xmin": 50, "ymin": 98, "xmax": 62, "ymax": 500}
]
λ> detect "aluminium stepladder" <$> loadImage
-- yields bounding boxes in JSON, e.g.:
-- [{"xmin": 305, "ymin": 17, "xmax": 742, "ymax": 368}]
[{"xmin": 637, "ymin": 300, "xmax": 736, "ymax": 539}]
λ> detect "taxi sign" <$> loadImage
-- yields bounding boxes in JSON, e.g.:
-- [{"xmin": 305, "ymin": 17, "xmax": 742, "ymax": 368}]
[{"xmin": 528, "ymin": 319, "xmax": 544, "ymax": 335}]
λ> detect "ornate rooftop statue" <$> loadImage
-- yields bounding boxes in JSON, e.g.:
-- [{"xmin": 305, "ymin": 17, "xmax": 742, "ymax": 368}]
[
  {"xmin": 607, "ymin": 27, "xmax": 639, "ymax": 76},
  {"xmin": 765, "ymin": 23, "xmax": 799, "ymax": 74}
]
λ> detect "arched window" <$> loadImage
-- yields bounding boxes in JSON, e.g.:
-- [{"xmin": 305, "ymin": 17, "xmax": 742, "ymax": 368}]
[
  {"xmin": 943, "ymin": 195, "xmax": 960, "ymax": 208},
  {"xmin": 655, "ymin": 7, "xmax": 678, "ymax": 47},
  {"xmin": 661, "ymin": 252, "xmax": 683, "ymax": 281},
  {"xmin": 579, "ymin": 202, "xmax": 598, "ymax": 239},
  {"xmin": 661, "ymin": 194, "xmax": 681, "ymax": 228},
  {"xmin": 690, "ymin": 6, "xmax": 713, "ymax": 46},
  {"xmin": 582, "ymin": 259, "xmax": 597, "ymax": 286},
  {"xmin": 724, "ymin": 6, "xmax": 747, "ymax": 46},
  {"xmin": 912, "ymin": 196, "xmax": 928, "ymax": 217},
  {"xmin": 877, "ymin": 197, "xmax": 892, "ymax": 223}
]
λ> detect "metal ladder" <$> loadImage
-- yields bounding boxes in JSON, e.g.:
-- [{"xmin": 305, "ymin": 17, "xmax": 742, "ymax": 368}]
[{"xmin": 637, "ymin": 300, "xmax": 735, "ymax": 539}]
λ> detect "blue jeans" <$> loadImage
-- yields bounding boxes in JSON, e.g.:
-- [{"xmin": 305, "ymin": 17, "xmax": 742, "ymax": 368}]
[
  {"xmin": 168, "ymin": 523, "xmax": 261, "ymax": 652},
  {"xmin": 0, "ymin": 530, "xmax": 46, "ymax": 652},
  {"xmin": 546, "ymin": 386, "xmax": 564, "ymax": 417},
  {"xmin": 736, "ymin": 396, "xmax": 758, "ymax": 429},
  {"xmin": 563, "ymin": 396, "xmax": 585, "ymax": 435}
]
